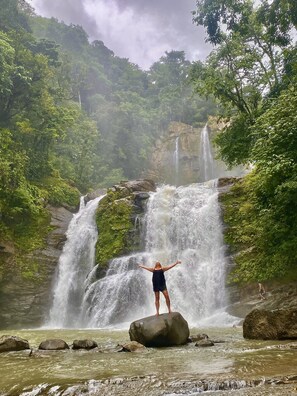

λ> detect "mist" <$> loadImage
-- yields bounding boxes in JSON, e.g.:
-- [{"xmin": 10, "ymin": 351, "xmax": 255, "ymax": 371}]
[{"xmin": 30, "ymin": 0, "xmax": 211, "ymax": 69}]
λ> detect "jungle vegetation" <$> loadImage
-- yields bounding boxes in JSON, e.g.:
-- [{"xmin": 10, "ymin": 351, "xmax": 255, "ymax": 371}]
[
  {"xmin": 2, "ymin": 0, "xmax": 296, "ymax": 284},
  {"xmin": 0, "ymin": 0, "xmax": 214, "ymax": 252},
  {"xmin": 192, "ymin": 0, "xmax": 297, "ymax": 282}
]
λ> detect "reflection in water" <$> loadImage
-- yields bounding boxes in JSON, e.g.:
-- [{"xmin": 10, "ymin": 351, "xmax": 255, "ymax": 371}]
[{"xmin": 0, "ymin": 328, "xmax": 297, "ymax": 395}]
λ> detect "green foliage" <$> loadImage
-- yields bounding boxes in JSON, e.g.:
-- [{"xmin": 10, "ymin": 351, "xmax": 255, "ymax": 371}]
[
  {"xmin": 30, "ymin": 15, "xmax": 215, "ymax": 180},
  {"xmin": 95, "ymin": 190, "xmax": 133, "ymax": 266},
  {"xmin": 221, "ymin": 85, "xmax": 297, "ymax": 282},
  {"xmin": 192, "ymin": 0, "xmax": 297, "ymax": 166},
  {"xmin": 0, "ymin": 2, "xmax": 214, "ymax": 280},
  {"xmin": 193, "ymin": 0, "xmax": 297, "ymax": 282},
  {"xmin": 0, "ymin": 0, "xmax": 31, "ymax": 32},
  {"xmin": 39, "ymin": 176, "xmax": 80, "ymax": 208},
  {"xmin": 214, "ymin": 114, "xmax": 254, "ymax": 166}
]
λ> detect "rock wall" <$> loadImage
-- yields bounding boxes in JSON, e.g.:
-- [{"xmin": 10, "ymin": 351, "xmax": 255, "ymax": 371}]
[
  {"xmin": 147, "ymin": 121, "xmax": 244, "ymax": 185},
  {"xmin": 147, "ymin": 122, "xmax": 202, "ymax": 185},
  {"xmin": 0, "ymin": 206, "xmax": 74, "ymax": 329}
]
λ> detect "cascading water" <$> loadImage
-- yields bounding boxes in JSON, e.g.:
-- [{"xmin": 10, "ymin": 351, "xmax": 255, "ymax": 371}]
[
  {"xmin": 200, "ymin": 124, "xmax": 214, "ymax": 182},
  {"xmin": 47, "ymin": 123, "xmax": 237, "ymax": 329},
  {"xmin": 174, "ymin": 136, "xmax": 179, "ymax": 185},
  {"xmin": 46, "ymin": 195, "xmax": 104, "ymax": 328},
  {"xmin": 83, "ymin": 182, "xmax": 235, "ymax": 328}
]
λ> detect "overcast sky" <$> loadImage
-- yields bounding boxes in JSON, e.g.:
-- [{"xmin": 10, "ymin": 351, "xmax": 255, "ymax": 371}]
[{"xmin": 30, "ymin": 0, "xmax": 211, "ymax": 69}]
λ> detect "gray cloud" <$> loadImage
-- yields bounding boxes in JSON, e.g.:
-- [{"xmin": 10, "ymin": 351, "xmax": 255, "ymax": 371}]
[{"xmin": 30, "ymin": 0, "xmax": 211, "ymax": 69}]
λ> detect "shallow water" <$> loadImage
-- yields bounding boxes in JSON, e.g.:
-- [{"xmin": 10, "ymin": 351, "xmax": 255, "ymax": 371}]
[{"xmin": 0, "ymin": 327, "xmax": 297, "ymax": 395}]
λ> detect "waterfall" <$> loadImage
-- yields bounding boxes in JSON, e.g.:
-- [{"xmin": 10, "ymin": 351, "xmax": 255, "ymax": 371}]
[
  {"xmin": 174, "ymin": 136, "xmax": 179, "ymax": 185},
  {"xmin": 200, "ymin": 124, "xmax": 214, "ymax": 182},
  {"xmin": 46, "ymin": 195, "xmax": 103, "ymax": 328},
  {"xmin": 84, "ymin": 182, "xmax": 234, "ymax": 328}
]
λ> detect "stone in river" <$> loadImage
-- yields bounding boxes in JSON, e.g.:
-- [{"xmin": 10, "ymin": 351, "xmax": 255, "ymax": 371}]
[
  {"xmin": 72, "ymin": 339, "xmax": 98, "ymax": 350},
  {"xmin": 0, "ymin": 335, "xmax": 30, "ymax": 352},
  {"xmin": 119, "ymin": 341, "xmax": 146, "ymax": 352},
  {"xmin": 243, "ymin": 308, "xmax": 297, "ymax": 340},
  {"xmin": 129, "ymin": 312, "xmax": 189, "ymax": 347},
  {"xmin": 39, "ymin": 339, "xmax": 70, "ymax": 350},
  {"xmin": 195, "ymin": 339, "xmax": 214, "ymax": 347}
]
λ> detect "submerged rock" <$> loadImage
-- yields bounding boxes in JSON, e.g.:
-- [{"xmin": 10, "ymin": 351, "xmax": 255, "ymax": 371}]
[
  {"xmin": 189, "ymin": 333, "xmax": 209, "ymax": 342},
  {"xmin": 243, "ymin": 308, "xmax": 297, "ymax": 340},
  {"xmin": 39, "ymin": 339, "xmax": 70, "ymax": 350},
  {"xmin": 129, "ymin": 312, "xmax": 189, "ymax": 347},
  {"xmin": 195, "ymin": 339, "xmax": 214, "ymax": 347},
  {"xmin": 119, "ymin": 341, "xmax": 147, "ymax": 352},
  {"xmin": 0, "ymin": 335, "xmax": 30, "ymax": 352},
  {"xmin": 72, "ymin": 339, "xmax": 98, "ymax": 350}
]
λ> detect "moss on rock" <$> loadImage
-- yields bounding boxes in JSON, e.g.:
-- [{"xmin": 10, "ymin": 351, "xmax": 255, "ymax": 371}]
[{"xmin": 95, "ymin": 189, "xmax": 134, "ymax": 267}]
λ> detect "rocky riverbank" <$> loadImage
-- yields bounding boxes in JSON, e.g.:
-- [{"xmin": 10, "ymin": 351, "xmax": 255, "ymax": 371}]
[{"xmin": 226, "ymin": 281, "xmax": 297, "ymax": 320}]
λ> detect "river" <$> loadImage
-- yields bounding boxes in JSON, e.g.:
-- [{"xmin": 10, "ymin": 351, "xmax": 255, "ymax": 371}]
[{"xmin": 1, "ymin": 327, "xmax": 297, "ymax": 395}]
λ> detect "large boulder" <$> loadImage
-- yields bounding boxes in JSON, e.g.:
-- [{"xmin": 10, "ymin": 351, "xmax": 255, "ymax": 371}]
[
  {"xmin": 0, "ymin": 335, "xmax": 30, "ymax": 352},
  {"xmin": 39, "ymin": 339, "xmax": 70, "ymax": 350},
  {"xmin": 129, "ymin": 312, "xmax": 189, "ymax": 347},
  {"xmin": 243, "ymin": 308, "xmax": 297, "ymax": 340}
]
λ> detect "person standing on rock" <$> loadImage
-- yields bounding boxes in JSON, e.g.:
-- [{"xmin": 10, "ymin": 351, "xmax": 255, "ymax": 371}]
[
  {"xmin": 138, "ymin": 260, "xmax": 181, "ymax": 316},
  {"xmin": 258, "ymin": 282, "xmax": 266, "ymax": 300}
]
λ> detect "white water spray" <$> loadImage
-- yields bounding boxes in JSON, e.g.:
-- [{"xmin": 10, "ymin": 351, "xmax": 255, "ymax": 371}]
[
  {"xmin": 46, "ymin": 196, "xmax": 103, "ymax": 328},
  {"xmin": 84, "ymin": 183, "xmax": 234, "ymax": 328},
  {"xmin": 174, "ymin": 136, "xmax": 179, "ymax": 185},
  {"xmin": 200, "ymin": 124, "xmax": 214, "ymax": 182}
]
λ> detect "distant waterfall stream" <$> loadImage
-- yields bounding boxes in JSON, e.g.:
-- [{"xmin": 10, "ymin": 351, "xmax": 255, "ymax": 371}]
[
  {"xmin": 174, "ymin": 136, "xmax": 179, "ymax": 185},
  {"xmin": 200, "ymin": 124, "xmax": 214, "ymax": 182}
]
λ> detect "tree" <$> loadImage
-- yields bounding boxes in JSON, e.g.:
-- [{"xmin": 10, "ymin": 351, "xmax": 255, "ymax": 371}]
[{"xmin": 192, "ymin": 0, "xmax": 297, "ymax": 165}]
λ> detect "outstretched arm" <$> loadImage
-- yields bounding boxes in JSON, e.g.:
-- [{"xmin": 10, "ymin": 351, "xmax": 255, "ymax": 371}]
[
  {"xmin": 163, "ymin": 260, "xmax": 181, "ymax": 272},
  {"xmin": 138, "ymin": 264, "xmax": 154, "ymax": 273}
]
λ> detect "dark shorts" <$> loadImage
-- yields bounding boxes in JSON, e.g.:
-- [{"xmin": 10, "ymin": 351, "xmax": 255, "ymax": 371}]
[{"xmin": 153, "ymin": 283, "xmax": 167, "ymax": 292}]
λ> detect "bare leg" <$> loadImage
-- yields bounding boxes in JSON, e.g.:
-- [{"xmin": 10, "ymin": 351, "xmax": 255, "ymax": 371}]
[
  {"xmin": 154, "ymin": 292, "xmax": 160, "ymax": 316},
  {"xmin": 162, "ymin": 289, "xmax": 171, "ymax": 313}
]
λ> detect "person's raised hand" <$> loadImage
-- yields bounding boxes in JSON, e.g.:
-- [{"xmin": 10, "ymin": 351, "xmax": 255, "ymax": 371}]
[{"xmin": 176, "ymin": 260, "xmax": 181, "ymax": 264}]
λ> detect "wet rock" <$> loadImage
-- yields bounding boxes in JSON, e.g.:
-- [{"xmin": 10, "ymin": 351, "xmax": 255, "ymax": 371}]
[
  {"xmin": 189, "ymin": 333, "xmax": 209, "ymax": 342},
  {"xmin": 72, "ymin": 339, "xmax": 98, "ymax": 350},
  {"xmin": 119, "ymin": 179, "xmax": 156, "ymax": 193},
  {"xmin": 217, "ymin": 177, "xmax": 239, "ymax": 188},
  {"xmin": 0, "ymin": 335, "xmax": 30, "ymax": 352},
  {"xmin": 243, "ymin": 308, "xmax": 297, "ymax": 340},
  {"xmin": 39, "ymin": 339, "xmax": 70, "ymax": 350},
  {"xmin": 0, "ymin": 205, "xmax": 74, "ymax": 330},
  {"xmin": 119, "ymin": 341, "xmax": 147, "ymax": 352},
  {"xmin": 195, "ymin": 339, "xmax": 214, "ymax": 347},
  {"xmin": 84, "ymin": 189, "xmax": 106, "ymax": 203},
  {"xmin": 129, "ymin": 312, "xmax": 189, "ymax": 347}
]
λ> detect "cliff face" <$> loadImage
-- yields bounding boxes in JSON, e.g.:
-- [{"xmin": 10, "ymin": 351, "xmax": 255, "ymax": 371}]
[
  {"xmin": 0, "ymin": 206, "xmax": 73, "ymax": 329},
  {"xmin": 147, "ymin": 121, "xmax": 244, "ymax": 185},
  {"xmin": 148, "ymin": 122, "xmax": 201, "ymax": 185}
]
